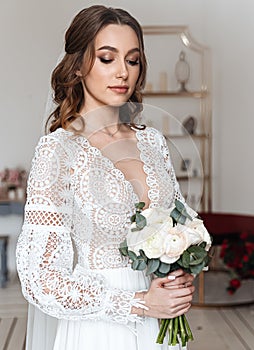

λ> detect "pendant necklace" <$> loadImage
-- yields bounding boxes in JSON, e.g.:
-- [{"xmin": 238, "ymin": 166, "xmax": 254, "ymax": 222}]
[
  {"xmin": 87, "ymin": 123, "xmax": 122, "ymax": 137},
  {"xmin": 99, "ymin": 123, "xmax": 121, "ymax": 137}
]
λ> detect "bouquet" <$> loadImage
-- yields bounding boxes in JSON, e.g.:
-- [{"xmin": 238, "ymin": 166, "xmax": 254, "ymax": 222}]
[
  {"xmin": 220, "ymin": 232, "xmax": 254, "ymax": 294},
  {"xmin": 119, "ymin": 200, "xmax": 212, "ymax": 347}
]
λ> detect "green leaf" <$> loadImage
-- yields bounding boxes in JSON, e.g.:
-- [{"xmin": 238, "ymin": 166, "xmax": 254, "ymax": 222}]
[
  {"xmin": 139, "ymin": 250, "xmax": 148, "ymax": 263},
  {"xmin": 135, "ymin": 212, "xmax": 147, "ymax": 230},
  {"xmin": 131, "ymin": 227, "xmax": 142, "ymax": 232},
  {"xmin": 199, "ymin": 241, "xmax": 207, "ymax": 249},
  {"xmin": 136, "ymin": 259, "xmax": 147, "ymax": 270},
  {"xmin": 171, "ymin": 261, "xmax": 184, "ymax": 272},
  {"xmin": 182, "ymin": 251, "xmax": 191, "ymax": 268},
  {"xmin": 154, "ymin": 270, "xmax": 168, "ymax": 277},
  {"xmin": 175, "ymin": 199, "xmax": 185, "ymax": 211},
  {"xmin": 130, "ymin": 214, "xmax": 136, "ymax": 223},
  {"xmin": 190, "ymin": 261, "xmax": 206, "ymax": 275},
  {"xmin": 170, "ymin": 208, "xmax": 186, "ymax": 224},
  {"xmin": 189, "ymin": 257, "xmax": 204, "ymax": 266},
  {"xmin": 175, "ymin": 200, "xmax": 192, "ymax": 220},
  {"xmin": 170, "ymin": 200, "xmax": 193, "ymax": 224},
  {"xmin": 132, "ymin": 259, "xmax": 140, "ymax": 270},
  {"xmin": 135, "ymin": 202, "xmax": 145, "ymax": 210},
  {"xmin": 188, "ymin": 246, "xmax": 207, "ymax": 259},
  {"xmin": 128, "ymin": 250, "xmax": 137, "ymax": 261},
  {"xmin": 158, "ymin": 262, "xmax": 171, "ymax": 274},
  {"xmin": 119, "ymin": 239, "xmax": 128, "ymax": 256},
  {"xmin": 188, "ymin": 245, "xmax": 204, "ymax": 253},
  {"xmin": 146, "ymin": 259, "xmax": 160, "ymax": 275},
  {"xmin": 177, "ymin": 259, "xmax": 184, "ymax": 267}
]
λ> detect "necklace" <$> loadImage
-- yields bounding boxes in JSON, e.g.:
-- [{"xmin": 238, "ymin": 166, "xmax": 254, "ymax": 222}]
[
  {"xmin": 91, "ymin": 123, "xmax": 121, "ymax": 137},
  {"xmin": 80, "ymin": 116, "xmax": 123, "ymax": 137}
]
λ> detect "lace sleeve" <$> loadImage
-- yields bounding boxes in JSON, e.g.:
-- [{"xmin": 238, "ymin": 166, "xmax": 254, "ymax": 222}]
[
  {"xmin": 158, "ymin": 131, "xmax": 197, "ymax": 218},
  {"xmin": 16, "ymin": 135, "xmax": 142, "ymax": 324}
]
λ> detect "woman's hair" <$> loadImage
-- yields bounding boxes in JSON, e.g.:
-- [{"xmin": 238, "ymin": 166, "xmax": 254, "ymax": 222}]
[{"xmin": 45, "ymin": 5, "xmax": 147, "ymax": 133}]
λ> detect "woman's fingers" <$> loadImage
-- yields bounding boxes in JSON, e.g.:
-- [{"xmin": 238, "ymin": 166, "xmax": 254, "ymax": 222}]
[
  {"xmin": 144, "ymin": 275, "xmax": 195, "ymax": 319},
  {"xmin": 168, "ymin": 285, "xmax": 195, "ymax": 299},
  {"xmin": 152, "ymin": 271, "xmax": 194, "ymax": 288},
  {"xmin": 163, "ymin": 278, "xmax": 194, "ymax": 289},
  {"xmin": 163, "ymin": 271, "xmax": 194, "ymax": 289},
  {"xmin": 168, "ymin": 269, "xmax": 185, "ymax": 278},
  {"xmin": 169, "ymin": 302, "xmax": 192, "ymax": 318}
]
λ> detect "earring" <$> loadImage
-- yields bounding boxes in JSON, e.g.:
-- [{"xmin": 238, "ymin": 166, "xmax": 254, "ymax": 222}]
[{"xmin": 75, "ymin": 70, "xmax": 83, "ymax": 77}]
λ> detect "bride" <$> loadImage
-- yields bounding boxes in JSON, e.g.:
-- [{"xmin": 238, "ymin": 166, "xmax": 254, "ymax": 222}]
[{"xmin": 16, "ymin": 5, "xmax": 195, "ymax": 350}]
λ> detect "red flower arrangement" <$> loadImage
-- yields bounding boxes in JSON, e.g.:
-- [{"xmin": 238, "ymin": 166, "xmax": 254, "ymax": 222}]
[{"xmin": 220, "ymin": 232, "xmax": 254, "ymax": 294}]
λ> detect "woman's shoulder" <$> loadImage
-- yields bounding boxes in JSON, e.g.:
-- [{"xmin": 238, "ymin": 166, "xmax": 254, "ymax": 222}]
[
  {"xmin": 40, "ymin": 127, "xmax": 77, "ymax": 144},
  {"xmin": 137, "ymin": 125, "xmax": 165, "ymax": 145},
  {"xmin": 35, "ymin": 128, "xmax": 77, "ymax": 156}
]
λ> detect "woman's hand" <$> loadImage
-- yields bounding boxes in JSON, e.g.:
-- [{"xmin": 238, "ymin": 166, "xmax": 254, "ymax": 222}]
[
  {"xmin": 132, "ymin": 270, "xmax": 195, "ymax": 319},
  {"xmin": 163, "ymin": 269, "xmax": 195, "ymax": 289}
]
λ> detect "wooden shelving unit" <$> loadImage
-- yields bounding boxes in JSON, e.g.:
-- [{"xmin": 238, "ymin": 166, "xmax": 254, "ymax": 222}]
[
  {"xmin": 143, "ymin": 91, "xmax": 207, "ymax": 98},
  {"xmin": 142, "ymin": 25, "xmax": 212, "ymax": 212}
]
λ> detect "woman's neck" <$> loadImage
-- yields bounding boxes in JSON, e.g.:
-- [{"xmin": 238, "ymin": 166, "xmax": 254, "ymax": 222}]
[{"xmin": 80, "ymin": 105, "xmax": 121, "ymax": 131}]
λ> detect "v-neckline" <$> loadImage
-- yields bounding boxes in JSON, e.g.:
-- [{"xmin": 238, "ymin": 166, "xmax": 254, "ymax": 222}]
[{"xmin": 64, "ymin": 127, "xmax": 152, "ymax": 209}]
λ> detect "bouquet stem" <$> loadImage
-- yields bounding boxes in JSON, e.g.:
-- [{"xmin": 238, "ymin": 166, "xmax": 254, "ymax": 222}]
[
  {"xmin": 157, "ymin": 319, "xmax": 170, "ymax": 343},
  {"xmin": 172, "ymin": 317, "xmax": 179, "ymax": 345},
  {"xmin": 179, "ymin": 315, "xmax": 186, "ymax": 346},
  {"xmin": 168, "ymin": 319, "xmax": 174, "ymax": 345},
  {"xmin": 156, "ymin": 315, "xmax": 194, "ymax": 346},
  {"xmin": 183, "ymin": 314, "xmax": 194, "ymax": 341}
]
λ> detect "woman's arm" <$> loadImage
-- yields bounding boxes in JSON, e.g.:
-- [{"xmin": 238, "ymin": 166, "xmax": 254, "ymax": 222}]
[
  {"xmin": 16, "ymin": 134, "xmax": 142, "ymax": 324},
  {"xmin": 158, "ymin": 129, "xmax": 197, "ymax": 218}
]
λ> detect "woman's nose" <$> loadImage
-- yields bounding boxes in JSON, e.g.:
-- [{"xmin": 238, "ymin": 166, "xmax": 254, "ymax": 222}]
[{"xmin": 116, "ymin": 60, "xmax": 128, "ymax": 79}]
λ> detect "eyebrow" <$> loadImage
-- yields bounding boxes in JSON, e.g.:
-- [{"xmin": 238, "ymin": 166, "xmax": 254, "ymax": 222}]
[{"xmin": 97, "ymin": 46, "xmax": 140, "ymax": 54}]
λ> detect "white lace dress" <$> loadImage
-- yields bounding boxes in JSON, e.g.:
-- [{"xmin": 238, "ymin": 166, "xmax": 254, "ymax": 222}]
[{"xmin": 16, "ymin": 127, "xmax": 189, "ymax": 350}]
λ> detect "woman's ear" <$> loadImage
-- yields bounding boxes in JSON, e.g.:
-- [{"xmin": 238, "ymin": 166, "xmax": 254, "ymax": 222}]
[{"xmin": 75, "ymin": 70, "xmax": 83, "ymax": 77}]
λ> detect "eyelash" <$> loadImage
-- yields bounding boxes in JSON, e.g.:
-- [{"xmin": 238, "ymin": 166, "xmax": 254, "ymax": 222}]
[
  {"xmin": 99, "ymin": 58, "xmax": 113, "ymax": 64},
  {"xmin": 127, "ymin": 59, "xmax": 140, "ymax": 66},
  {"xmin": 99, "ymin": 58, "xmax": 140, "ymax": 66}
]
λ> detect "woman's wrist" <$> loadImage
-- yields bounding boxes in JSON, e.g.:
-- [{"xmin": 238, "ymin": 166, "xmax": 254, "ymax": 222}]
[{"xmin": 131, "ymin": 291, "xmax": 148, "ymax": 317}]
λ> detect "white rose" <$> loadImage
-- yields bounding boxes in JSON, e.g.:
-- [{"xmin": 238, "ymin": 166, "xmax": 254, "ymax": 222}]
[
  {"xmin": 142, "ymin": 207, "xmax": 172, "ymax": 226},
  {"xmin": 187, "ymin": 218, "xmax": 212, "ymax": 250},
  {"xmin": 142, "ymin": 225, "xmax": 167, "ymax": 258},
  {"xmin": 126, "ymin": 224, "xmax": 159, "ymax": 255},
  {"xmin": 160, "ymin": 224, "xmax": 188, "ymax": 264},
  {"xmin": 181, "ymin": 224, "xmax": 204, "ymax": 246},
  {"xmin": 126, "ymin": 207, "xmax": 173, "ymax": 254}
]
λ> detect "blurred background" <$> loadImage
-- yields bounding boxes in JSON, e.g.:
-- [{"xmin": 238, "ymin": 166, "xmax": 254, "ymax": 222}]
[
  {"xmin": 0, "ymin": 1, "xmax": 253, "ymax": 349},
  {"xmin": 1, "ymin": 0, "xmax": 254, "ymax": 215}
]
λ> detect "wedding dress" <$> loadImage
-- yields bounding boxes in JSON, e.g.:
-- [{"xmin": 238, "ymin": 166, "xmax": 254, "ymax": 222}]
[{"xmin": 16, "ymin": 126, "xmax": 191, "ymax": 350}]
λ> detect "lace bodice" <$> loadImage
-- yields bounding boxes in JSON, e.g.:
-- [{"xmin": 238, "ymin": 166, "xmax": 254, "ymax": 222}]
[{"xmin": 16, "ymin": 127, "xmax": 185, "ymax": 324}]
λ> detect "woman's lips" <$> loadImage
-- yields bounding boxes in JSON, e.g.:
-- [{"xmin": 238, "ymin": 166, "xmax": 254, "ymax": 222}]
[{"xmin": 109, "ymin": 86, "xmax": 129, "ymax": 94}]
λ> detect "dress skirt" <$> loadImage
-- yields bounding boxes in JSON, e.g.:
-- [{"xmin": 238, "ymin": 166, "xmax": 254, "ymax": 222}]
[{"xmin": 25, "ymin": 266, "xmax": 187, "ymax": 350}]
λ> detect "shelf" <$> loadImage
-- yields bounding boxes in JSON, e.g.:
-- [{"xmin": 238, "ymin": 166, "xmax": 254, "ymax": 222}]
[
  {"xmin": 177, "ymin": 175, "xmax": 209, "ymax": 181},
  {"xmin": 0, "ymin": 199, "xmax": 25, "ymax": 203},
  {"xmin": 142, "ymin": 25, "xmax": 212, "ymax": 211},
  {"xmin": 143, "ymin": 91, "xmax": 207, "ymax": 98},
  {"xmin": 164, "ymin": 133, "xmax": 209, "ymax": 139},
  {"xmin": 0, "ymin": 201, "xmax": 24, "ymax": 215}
]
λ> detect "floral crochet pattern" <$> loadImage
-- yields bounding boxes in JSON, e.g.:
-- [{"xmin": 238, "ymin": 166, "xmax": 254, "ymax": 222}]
[{"xmin": 16, "ymin": 127, "xmax": 187, "ymax": 324}]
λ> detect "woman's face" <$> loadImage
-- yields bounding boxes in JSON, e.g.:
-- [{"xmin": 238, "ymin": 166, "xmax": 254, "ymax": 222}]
[{"xmin": 77, "ymin": 24, "xmax": 140, "ymax": 112}]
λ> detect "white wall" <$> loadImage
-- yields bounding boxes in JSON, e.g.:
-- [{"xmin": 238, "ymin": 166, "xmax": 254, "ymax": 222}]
[
  {"xmin": 204, "ymin": 0, "xmax": 254, "ymax": 215},
  {"xmin": 0, "ymin": 0, "xmax": 254, "ymax": 262},
  {"xmin": 0, "ymin": 0, "xmax": 208, "ymax": 169}
]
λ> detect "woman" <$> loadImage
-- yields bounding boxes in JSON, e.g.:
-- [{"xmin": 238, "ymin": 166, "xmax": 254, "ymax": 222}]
[{"xmin": 16, "ymin": 5, "xmax": 195, "ymax": 350}]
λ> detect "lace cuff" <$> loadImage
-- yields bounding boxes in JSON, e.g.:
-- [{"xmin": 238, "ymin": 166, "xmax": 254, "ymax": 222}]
[{"xmin": 102, "ymin": 289, "xmax": 147, "ymax": 325}]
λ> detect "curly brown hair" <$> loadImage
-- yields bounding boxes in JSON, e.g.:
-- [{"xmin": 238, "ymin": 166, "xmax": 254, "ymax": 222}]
[{"xmin": 45, "ymin": 5, "xmax": 147, "ymax": 133}]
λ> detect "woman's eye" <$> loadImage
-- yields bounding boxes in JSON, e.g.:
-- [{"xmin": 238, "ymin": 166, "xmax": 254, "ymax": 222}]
[
  {"xmin": 99, "ymin": 57, "xmax": 113, "ymax": 64},
  {"xmin": 127, "ymin": 59, "xmax": 140, "ymax": 66}
]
